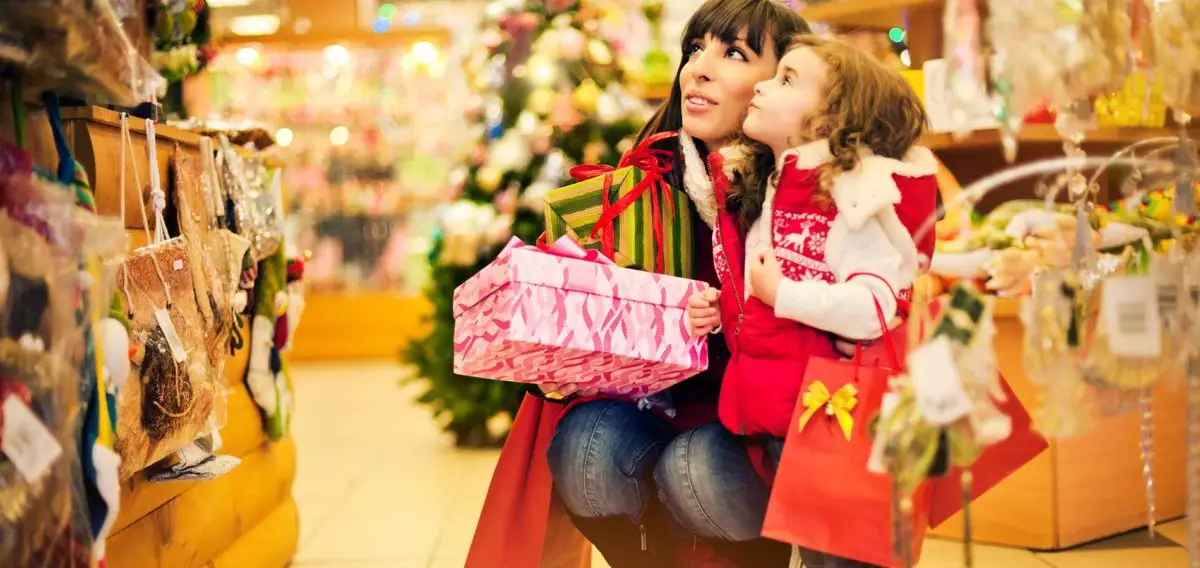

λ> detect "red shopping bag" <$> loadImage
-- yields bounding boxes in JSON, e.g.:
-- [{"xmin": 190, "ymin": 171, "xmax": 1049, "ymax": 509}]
[
  {"xmin": 762, "ymin": 296, "xmax": 933, "ymax": 568},
  {"xmin": 467, "ymin": 395, "xmax": 592, "ymax": 568}
]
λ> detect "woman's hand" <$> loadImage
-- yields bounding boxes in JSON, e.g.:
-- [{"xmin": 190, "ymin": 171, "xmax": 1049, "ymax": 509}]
[
  {"xmin": 538, "ymin": 382, "xmax": 598, "ymax": 400},
  {"xmin": 749, "ymin": 250, "xmax": 783, "ymax": 307},
  {"xmin": 834, "ymin": 316, "xmax": 904, "ymax": 358},
  {"xmin": 687, "ymin": 288, "xmax": 722, "ymax": 337}
]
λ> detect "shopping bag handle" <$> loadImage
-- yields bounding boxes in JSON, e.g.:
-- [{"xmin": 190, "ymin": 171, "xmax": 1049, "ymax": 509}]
[{"xmin": 846, "ymin": 272, "xmax": 903, "ymax": 372}]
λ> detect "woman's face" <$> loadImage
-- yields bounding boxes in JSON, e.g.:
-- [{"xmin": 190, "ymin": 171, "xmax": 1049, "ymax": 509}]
[{"xmin": 679, "ymin": 27, "xmax": 780, "ymax": 150}]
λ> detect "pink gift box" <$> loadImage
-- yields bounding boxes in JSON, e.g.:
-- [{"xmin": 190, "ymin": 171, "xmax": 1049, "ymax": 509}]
[{"xmin": 453, "ymin": 236, "xmax": 710, "ymax": 397}]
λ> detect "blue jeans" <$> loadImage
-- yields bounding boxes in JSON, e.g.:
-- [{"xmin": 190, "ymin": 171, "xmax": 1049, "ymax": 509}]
[{"xmin": 546, "ymin": 400, "xmax": 774, "ymax": 542}]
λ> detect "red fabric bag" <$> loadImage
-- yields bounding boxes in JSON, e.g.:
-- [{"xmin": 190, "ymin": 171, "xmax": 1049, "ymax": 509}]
[{"xmin": 761, "ymin": 297, "xmax": 932, "ymax": 568}]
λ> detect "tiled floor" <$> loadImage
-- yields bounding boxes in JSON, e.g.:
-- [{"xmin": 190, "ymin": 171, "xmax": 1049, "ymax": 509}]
[{"xmin": 288, "ymin": 361, "xmax": 1190, "ymax": 567}]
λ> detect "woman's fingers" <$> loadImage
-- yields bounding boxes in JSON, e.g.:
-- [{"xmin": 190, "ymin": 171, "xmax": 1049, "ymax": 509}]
[{"xmin": 690, "ymin": 307, "xmax": 718, "ymax": 319}]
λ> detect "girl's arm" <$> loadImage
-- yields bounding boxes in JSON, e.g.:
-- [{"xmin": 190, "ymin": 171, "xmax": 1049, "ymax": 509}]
[{"xmin": 772, "ymin": 217, "xmax": 907, "ymax": 340}]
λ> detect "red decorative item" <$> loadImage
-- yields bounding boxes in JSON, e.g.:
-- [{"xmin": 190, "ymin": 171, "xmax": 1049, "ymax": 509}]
[
  {"xmin": 1024, "ymin": 103, "xmax": 1056, "ymax": 124},
  {"xmin": 566, "ymin": 131, "xmax": 678, "ymax": 272}
]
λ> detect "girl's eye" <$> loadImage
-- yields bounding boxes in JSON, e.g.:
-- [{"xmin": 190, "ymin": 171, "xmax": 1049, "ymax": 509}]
[
  {"xmin": 687, "ymin": 42, "xmax": 703, "ymax": 58},
  {"xmin": 726, "ymin": 48, "xmax": 747, "ymax": 61},
  {"xmin": 781, "ymin": 75, "xmax": 791, "ymax": 86}
]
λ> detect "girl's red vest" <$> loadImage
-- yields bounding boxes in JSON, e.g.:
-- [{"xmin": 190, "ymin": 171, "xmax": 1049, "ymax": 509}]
[{"xmin": 711, "ymin": 153, "xmax": 938, "ymax": 437}]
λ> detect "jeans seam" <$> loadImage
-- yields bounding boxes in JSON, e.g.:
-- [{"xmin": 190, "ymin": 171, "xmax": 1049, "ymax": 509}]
[
  {"xmin": 580, "ymin": 400, "xmax": 620, "ymax": 517},
  {"xmin": 680, "ymin": 428, "xmax": 736, "ymax": 541}
]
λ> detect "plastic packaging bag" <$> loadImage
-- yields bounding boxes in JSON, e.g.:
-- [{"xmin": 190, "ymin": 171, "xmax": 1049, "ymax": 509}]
[{"xmin": 112, "ymin": 117, "xmax": 217, "ymax": 478}]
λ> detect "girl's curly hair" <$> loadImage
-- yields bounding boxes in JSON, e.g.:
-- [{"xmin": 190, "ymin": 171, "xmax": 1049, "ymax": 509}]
[{"xmin": 725, "ymin": 35, "xmax": 928, "ymax": 231}]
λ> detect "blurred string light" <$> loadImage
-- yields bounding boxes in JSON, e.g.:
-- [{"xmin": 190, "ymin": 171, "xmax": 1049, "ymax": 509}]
[
  {"xmin": 276, "ymin": 128, "xmax": 294, "ymax": 147},
  {"xmin": 330, "ymin": 126, "xmax": 350, "ymax": 146},
  {"xmin": 374, "ymin": 1, "xmax": 422, "ymax": 31},
  {"xmin": 888, "ymin": 27, "xmax": 905, "ymax": 43},
  {"xmin": 236, "ymin": 46, "xmax": 260, "ymax": 66},
  {"xmin": 411, "ymin": 41, "xmax": 439, "ymax": 65},
  {"xmin": 324, "ymin": 44, "xmax": 351, "ymax": 66},
  {"xmin": 900, "ymin": 49, "xmax": 911, "ymax": 67}
]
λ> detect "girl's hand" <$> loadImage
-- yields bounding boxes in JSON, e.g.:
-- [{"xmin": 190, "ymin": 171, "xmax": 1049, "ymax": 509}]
[
  {"xmin": 687, "ymin": 288, "xmax": 721, "ymax": 337},
  {"xmin": 749, "ymin": 250, "xmax": 784, "ymax": 307},
  {"xmin": 834, "ymin": 316, "xmax": 904, "ymax": 358}
]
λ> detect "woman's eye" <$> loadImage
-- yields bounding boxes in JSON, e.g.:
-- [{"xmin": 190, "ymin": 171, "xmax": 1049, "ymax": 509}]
[
  {"xmin": 781, "ymin": 76, "xmax": 791, "ymax": 86},
  {"xmin": 687, "ymin": 42, "xmax": 703, "ymax": 57},
  {"xmin": 726, "ymin": 48, "xmax": 747, "ymax": 61}
]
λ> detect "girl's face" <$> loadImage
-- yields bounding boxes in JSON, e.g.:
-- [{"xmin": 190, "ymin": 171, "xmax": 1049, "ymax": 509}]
[
  {"xmin": 744, "ymin": 47, "xmax": 827, "ymax": 155},
  {"xmin": 679, "ymin": 28, "xmax": 780, "ymax": 150}
]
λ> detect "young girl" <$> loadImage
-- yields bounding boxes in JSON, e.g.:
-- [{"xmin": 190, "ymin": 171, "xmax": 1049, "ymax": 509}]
[{"xmin": 686, "ymin": 35, "xmax": 939, "ymax": 566}]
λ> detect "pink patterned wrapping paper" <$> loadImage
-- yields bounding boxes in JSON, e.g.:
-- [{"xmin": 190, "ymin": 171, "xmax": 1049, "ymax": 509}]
[{"xmin": 453, "ymin": 237, "xmax": 710, "ymax": 397}]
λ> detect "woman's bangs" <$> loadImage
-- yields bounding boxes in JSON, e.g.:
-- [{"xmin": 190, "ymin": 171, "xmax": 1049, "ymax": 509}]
[{"xmin": 681, "ymin": 0, "xmax": 780, "ymax": 55}]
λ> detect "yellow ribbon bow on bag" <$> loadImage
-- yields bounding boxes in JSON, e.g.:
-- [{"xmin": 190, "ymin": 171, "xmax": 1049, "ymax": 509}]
[{"xmin": 797, "ymin": 381, "xmax": 858, "ymax": 441}]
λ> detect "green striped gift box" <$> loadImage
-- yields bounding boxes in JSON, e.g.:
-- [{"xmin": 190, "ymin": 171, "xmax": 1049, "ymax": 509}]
[{"xmin": 544, "ymin": 166, "xmax": 694, "ymax": 278}]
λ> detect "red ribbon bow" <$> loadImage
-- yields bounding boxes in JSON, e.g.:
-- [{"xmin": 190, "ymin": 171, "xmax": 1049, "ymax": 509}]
[{"xmin": 566, "ymin": 131, "xmax": 679, "ymax": 274}]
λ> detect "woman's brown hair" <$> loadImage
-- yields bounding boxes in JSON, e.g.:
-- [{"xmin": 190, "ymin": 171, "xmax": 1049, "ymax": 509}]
[{"xmin": 727, "ymin": 35, "xmax": 929, "ymax": 230}]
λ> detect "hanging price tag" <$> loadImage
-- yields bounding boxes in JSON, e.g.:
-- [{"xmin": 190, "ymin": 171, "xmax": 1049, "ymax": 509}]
[
  {"xmin": 1101, "ymin": 275, "xmax": 1162, "ymax": 358},
  {"xmin": 155, "ymin": 309, "xmax": 189, "ymax": 363},
  {"xmin": 909, "ymin": 337, "xmax": 972, "ymax": 426},
  {"xmin": 1, "ymin": 396, "xmax": 64, "ymax": 483}
]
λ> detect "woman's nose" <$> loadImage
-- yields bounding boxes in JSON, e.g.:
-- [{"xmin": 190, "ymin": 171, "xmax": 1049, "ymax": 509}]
[{"xmin": 689, "ymin": 48, "xmax": 714, "ymax": 82}]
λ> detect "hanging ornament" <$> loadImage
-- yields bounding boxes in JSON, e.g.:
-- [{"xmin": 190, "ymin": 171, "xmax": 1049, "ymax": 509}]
[
  {"xmin": 529, "ymin": 87, "xmax": 556, "ymax": 116},
  {"xmin": 476, "ymin": 166, "xmax": 504, "ymax": 194},
  {"xmin": 573, "ymin": 78, "xmax": 603, "ymax": 114},
  {"xmin": 586, "ymin": 38, "xmax": 614, "ymax": 65},
  {"xmin": 1020, "ymin": 268, "xmax": 1092, "ymax": 437}
]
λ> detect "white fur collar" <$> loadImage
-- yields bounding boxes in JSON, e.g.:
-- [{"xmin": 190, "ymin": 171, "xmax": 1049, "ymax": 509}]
[
  {"xmin": 780, "ymin": 139, "xmax": 937, "ymax": 231},
  {"xmin": 678, "ymin": 133, "xmax": 720, "ymax": 228}
]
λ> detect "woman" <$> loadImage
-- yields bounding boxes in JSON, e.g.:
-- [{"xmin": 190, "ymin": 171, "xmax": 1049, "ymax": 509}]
[{"xmin": 539, "ymin": 1, "xmax": 813, "ymax": 566}]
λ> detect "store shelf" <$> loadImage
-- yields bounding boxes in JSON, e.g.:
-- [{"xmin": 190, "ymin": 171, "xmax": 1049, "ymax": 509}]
[
  {"xmin": 799, "ymin": 0, "xmax": 943, "ymax": 29},
  {"xmin": 921, "ymin": 124, "xmax": 1199, "ymax": 152}
]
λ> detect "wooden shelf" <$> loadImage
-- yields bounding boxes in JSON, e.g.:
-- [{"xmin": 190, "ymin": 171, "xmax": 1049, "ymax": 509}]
[
  {"xmin": 922, "ymin": 125, "xmax": 1199, "ymax": 152},
  {"xmin": 800, "ymin": 0, "xmax": 943, "ymax": 29}
]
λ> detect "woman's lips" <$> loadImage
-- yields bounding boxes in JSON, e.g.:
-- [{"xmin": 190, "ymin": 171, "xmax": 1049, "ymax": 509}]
[{"xmin": 685, "ymin": 93, "xmax": 716, "ymax": 114}]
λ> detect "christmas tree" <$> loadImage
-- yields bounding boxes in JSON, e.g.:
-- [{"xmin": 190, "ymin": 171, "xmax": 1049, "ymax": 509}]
[{"xmin": 402, "ymin": 0, "xmax": 651, "ymax": 446}]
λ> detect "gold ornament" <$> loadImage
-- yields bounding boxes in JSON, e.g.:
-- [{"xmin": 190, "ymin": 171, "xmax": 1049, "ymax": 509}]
[
  {"xmin": 586, "ymin": 39, "xmax": 613, "ymax": 65},
  {"xmin": 583, "ymin": 141, "xmax": 607, "ymax": 164},
  {"xmin": 573, "ymin": 79, "xmax": 602, "ymax": 114},
  {"xmin": 476, "ymin": 166, "xmax": 504, "ymax": 193},
  {"xmin": 528, "ymin": 87, "xmax": 556, "ymax": 115}
]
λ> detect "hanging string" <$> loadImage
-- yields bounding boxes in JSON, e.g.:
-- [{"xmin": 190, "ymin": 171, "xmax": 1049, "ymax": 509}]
[
  {"xmin": 119, "ymin": 114, "xmax": 174, "ymax": 308},
  {"xmin": 144, "ymin": 119, "xmax": 170, "ymax": 245}
]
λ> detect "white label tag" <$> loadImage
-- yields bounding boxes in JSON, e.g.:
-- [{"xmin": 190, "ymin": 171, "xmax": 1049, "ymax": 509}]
[
  {"xmin": 173, "ymin": 259, "xmax": 184, "ymax": 271},
  {"xmin": 866, "ymin": 391, "xmax": 901, "ymax": 474},
  {"xmin": 1101, "ymin": 275, "xmax": 1162, "ymax": 357},
  {"xmin": 909, "ymin": 337, "xmax": 973, "ymax": 426},
  {"xmin": 154, "ymin": 309, "xmax": 189, "ymax": 363},
  {"xmin": 2, "ymin": 396, "xmax": 64, "ymax": 483}
]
